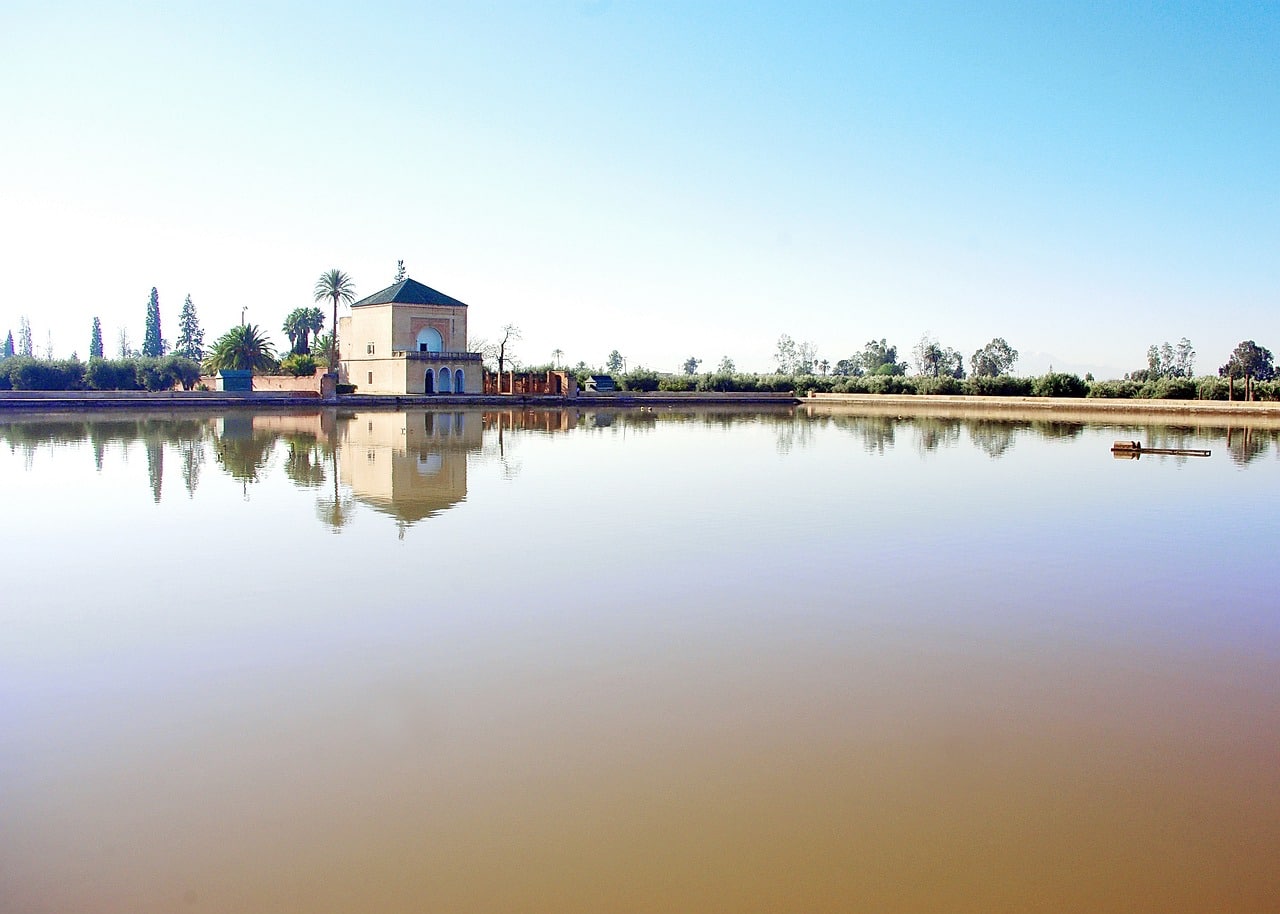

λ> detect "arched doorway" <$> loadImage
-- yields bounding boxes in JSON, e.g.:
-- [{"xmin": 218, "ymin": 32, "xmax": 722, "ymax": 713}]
[
  {"xmin": 417, "ymin": 327, "xmax": 443, "ymax": 353},
  {"xmin": 424, "ymin": 369, "xmax": 435, "ymax": 394},
  {"xmin": 454, "ymin": 369, "xmax": 465, "ymax": 393},
  {"xmin": 439, "ymin": 367, "xmax": 452, "ymax": 393}
]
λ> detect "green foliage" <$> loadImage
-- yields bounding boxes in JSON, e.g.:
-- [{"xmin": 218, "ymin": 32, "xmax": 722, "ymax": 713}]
[
  {"xmin": 970, "ymin": 338, "xmax": 1019, "ymax": 377},
  {"xmin": 1145, "ymin": 338, "xmax": 1195, "ymax": 379},
  {"xmin": 282, "ymin": 306, "xmax": 325, "ymax": 356},
  {"xmin": 142, "ymin": 287, "xmax": 164, "ymax": 358},
  {"xmin": 1087, "ymin": 379, "xmax": 1141, "ymax": 398},
  {"xmin": 175, "ymin": 295, "xmax": 205, "ymax": 360},
  {"xmin": 9, "ymin": 358, "xmax": 86, "ymax": 391},
  {"xmin": 279, "ymin": 353, "xmax": 320, "ymax": 376},
  {"xmin": 1031, "ymin": 372, "xmax": 1088, "ymax": 398},
  {"xmin": 620, "ymin": 369, "xmax": 659, "ymax": 391},
  {"xmin": 912, "ymin": 334, "xmax": 965, "ymax": 379},
  {"xmin": 1220, "ymin": 340, "xmax": 1274, "ymax": 381},
  {"xmin": 658, "ymin": 375, "xmax": 696, "ymax": 391},
  {"xmin": 162, "ymin": 355, "xmax": 202, "ymax": 390},
  {"xmin": 1138, "ymin": 377, "xmax": 1196, "ymax": 400},
  {"xmin": 914, "ymin": 376, "xmax": 965, "ymax": 395},
  {"xmin": 18, "ymin": 316, "xmax": 33, "ymax": 357},
  {"xmin": 606, "ymin": 349, "xmax": 625, "ymax": 373},
  {"xmin": 794, "ymin": 375, "xmax": 837, "ymax": 396},
  {"xmin": 203, "ymin": 324, "xmax": 278, "ymax": 373},
  {"xmin": 85, "ymin": 358, "xmax": 142, "ymax": 390},
  {"xmin": 1196, "ymin": 376, "xmax": 1231, "ymax": 400},
  {"xmin": 681, "ymin": 356, "xmax": 701, "ymax": 375},
  {"xmin": 89, "ymin": 317, "xmax": 104, "ymax": 359},
  {"xmin": 2, "ymin": 331, "xmax": 13, "ymax": 359},
  {"xmin": 964, "ymin": 375, "xmax": 1033, "ymax": 397},
  {"xmin": 314, "ymin": 269, "xmax": 356, "ymax": 368}
]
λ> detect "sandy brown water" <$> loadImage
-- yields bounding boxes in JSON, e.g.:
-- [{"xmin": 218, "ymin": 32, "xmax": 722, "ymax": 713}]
[{"xmin": 2, "ymin": 408, "xmax": 1278, "ymax": 912}]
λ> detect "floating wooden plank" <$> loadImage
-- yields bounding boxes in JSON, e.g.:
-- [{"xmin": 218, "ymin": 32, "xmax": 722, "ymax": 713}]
[{"xmin": 1111, "ymin": 440, "xmax": 1211, "ymax": 457}]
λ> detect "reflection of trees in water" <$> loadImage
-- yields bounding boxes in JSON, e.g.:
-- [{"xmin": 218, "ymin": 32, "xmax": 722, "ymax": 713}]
[
  {"xmin": 214, "ymin": 415, "xmax": 278, "ymax": 484},
  {"xmin": 315, "ymin": 448, "xmax": 354, "ymax": 533},
  {"xmin": 1224, "ymin": 426, "xmax": 1276, "ymax": 465},
  {"xmin": 1029, "ymin": 420, "xmax": 1085, "ymax": 440},
  {"xmin": 774, "ymin": 414, "xmax": 815, "ymax": 455},
  {"xmin": 967, "ymin": 421, "xmax": 1019, "ymax": 459},
  {"xmin": 0, "ymin": 415, "xmax": 214, "ymax": 500},
  {"xmin": 825, "ymin": 414, "xmax": 898, "ymax": 454},
  {"xmin": 282, "ymin": 434, "xmax": 327, "ymax": 488},
  {"xmin": 145, "ymin": 436, "xmax": 163, "ymax": 503},
  {"xmin": 912, "ymin": 417, "xmax": 962, "ymax": 455}
]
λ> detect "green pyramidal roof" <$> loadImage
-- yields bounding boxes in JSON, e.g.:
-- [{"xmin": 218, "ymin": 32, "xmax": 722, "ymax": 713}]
[{"xmin": 351, "ymin": 278, "xmax": 468, "ymax": 308}]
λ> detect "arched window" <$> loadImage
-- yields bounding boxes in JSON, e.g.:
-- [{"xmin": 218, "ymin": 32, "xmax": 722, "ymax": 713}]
[
  {"xmin": 417, "ymin": 327, "xmax": 443, "ymax": 353},
  {"xmin": 424, "ymin": 369, "xmax": 435, "ymax": 394},
  {"xmin": 454, "ymin": 369, "xmax": 465, "ymax": 393}
]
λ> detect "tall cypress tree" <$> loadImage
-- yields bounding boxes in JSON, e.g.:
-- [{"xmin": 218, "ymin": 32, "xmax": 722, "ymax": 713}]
[
  {"xmin": 142, "ymin": 287, "xmax": 163, "ymax": 357},
  {"xmin": 90, "ymin": 317, "xmax": 104, "ymax": 359},
  {"xmin": 2, "ymin": 331, "xmax": 13, "ymax": 359},
  {"xmin": 175, "ymin": 294, "xmax": 204, "ymax": 359},
  {"xmin": 18, "ymin": 316, "xmax": 33, "ymax": 356}
]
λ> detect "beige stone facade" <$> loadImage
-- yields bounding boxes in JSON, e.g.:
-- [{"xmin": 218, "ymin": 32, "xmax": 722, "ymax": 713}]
[{"xmin": 337, "ymin": 278, "xmax": 484, "ymax": 395}]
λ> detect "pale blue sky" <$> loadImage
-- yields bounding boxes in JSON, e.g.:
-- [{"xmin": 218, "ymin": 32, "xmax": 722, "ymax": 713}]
[{"xmin": 2, "ymin": 1, "xmax": 1276, "ymax": 377}]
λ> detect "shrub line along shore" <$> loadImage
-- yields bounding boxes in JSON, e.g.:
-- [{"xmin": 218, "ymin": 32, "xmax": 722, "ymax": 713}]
[{"xmin": 4, "ymin": 389, "xmax": 1280, "ymax": 421}]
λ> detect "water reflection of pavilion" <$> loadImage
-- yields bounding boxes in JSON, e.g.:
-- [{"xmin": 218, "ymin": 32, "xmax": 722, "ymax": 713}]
[{"xmin": 340, "ymin": 410, "xmax": 481, "ymax": 524}]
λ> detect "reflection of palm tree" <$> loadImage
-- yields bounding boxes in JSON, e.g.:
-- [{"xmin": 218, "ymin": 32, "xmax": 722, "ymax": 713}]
[
  {"xmin": 283, "ymin": 437, "xmax": 327, "ymax": 487},
  {"xmin": 315, "ymin": 443, "xmax": 354, "ymax": 532},
  {"xmin": 314, "ymin": 269, "xmax": 356, "ymax": 371}
]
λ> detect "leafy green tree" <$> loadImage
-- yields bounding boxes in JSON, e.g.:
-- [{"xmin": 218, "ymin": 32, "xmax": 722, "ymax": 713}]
[
  {"xmin": 775, "ymin": 335, "xmax": 817, "ymax": 374},
  {"xmin": 142, "ymin": 287, "xmax": 164, "ymax": 357},
  {"xmin": 1144, "ymin": 338, "xmax": 1195, "ymax": 379},
  {"xmin": 682, "ymin": 356, "xmax": 701, "ymax": 374},
  {"xmin": 858, "ymin": 338, "xmax": 906, "ymax": 376},
  {"xmin": 913, "ymin": 334, "xmax": 965, "ymax": 379},
  {"xmin": 18, "ymin": 316, "xmax": 33, "ymax": 357},
  {"xmin": 1220, "ymin": 340, "xmax": 1274, "ymax": 381},
  {"xmin": 394, "ymin": 259, "xmax": 406, "ymax": 282},
  {"xmin": 606, "ymin": 349, "xmax": 624, "ymax": 373},
  {"xmin": 175, "ymin": 295, "xmax": 205, "ymax": 360},
  {"xmin": 163, "ymin": 354, "xmax": 203, "ymax": 390},
  {"xmin": 282, "ymin": 306, "xmax": 325, "ymax": 355},
  {"xmin": 312, "ymin": 332, "xmax": 333, "ymax": 361},
  {"xmin": 313, "ymin": 269, "xmax": 356, "ymax": 370},
  {"xmin": 718, "ymin": 356, "xmax": 735, "ymax": 373},
  {"xmin": 203, "ymin": 324, "xmax": 278, "ymax": 373},
  {"xmin": 89, "ymin": 317, "xmax": 104, "ymax": 359},
  {"xmin": 280, "ymin": 352, "xmax": 319, "ymax": 376},
  {"xmin": 969, "ymin": 338, "xmax": 1019, "ymax": 377},
  {"xmin": 4, "ymin": 331, "xmax": 15, "ymax": 359}
]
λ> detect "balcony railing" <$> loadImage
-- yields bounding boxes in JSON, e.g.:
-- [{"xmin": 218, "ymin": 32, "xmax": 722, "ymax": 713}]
[{"xmin": 391, "ymin": 350, "xmax": 483, "ymax": 361}]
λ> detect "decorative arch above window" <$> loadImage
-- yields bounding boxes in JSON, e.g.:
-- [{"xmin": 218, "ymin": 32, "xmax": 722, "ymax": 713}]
[{"xmin": 417, "ymin": 327, "xmax": 443, "ymax": 353}]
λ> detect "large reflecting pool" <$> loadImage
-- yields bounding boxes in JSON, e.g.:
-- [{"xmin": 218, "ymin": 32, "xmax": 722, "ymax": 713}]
[{"xmin": 2, "ymin": 406, "xmax": 1278, "ymax": 913}]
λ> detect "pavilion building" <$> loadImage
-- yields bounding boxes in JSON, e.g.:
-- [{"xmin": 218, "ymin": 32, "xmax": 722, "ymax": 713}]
[{"xmin": 337, "ymin": 277, "xmax": 484, "ymax": 395}]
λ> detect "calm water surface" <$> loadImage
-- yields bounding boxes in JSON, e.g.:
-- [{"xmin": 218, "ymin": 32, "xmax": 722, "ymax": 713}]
[{"xmin": 2, "ymin": 406, "xmax": 1278, "ymax": 913}]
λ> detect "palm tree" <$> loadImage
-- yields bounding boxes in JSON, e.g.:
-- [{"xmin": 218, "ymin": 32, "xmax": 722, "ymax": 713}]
[
  {"xmin": 282, "ymin": 307, "xmax": 325, "ymax": 355},
  {"xmin": 314, "ymin": 270, "xmax": 356, "ymax": 371},
  {"xmin": 203, "ymin": 324, "xmax": 278, "ymax": 373},
  {"xmin": 552, "ymin": 348, "xmax": 564, "ymax": 368}
]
